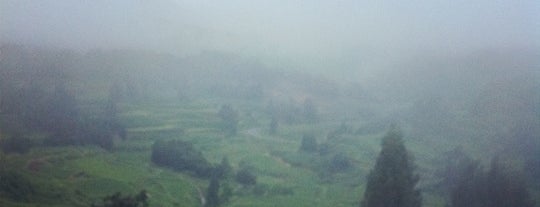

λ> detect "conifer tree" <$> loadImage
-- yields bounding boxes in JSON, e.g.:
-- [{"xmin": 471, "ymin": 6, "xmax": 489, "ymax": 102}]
[
  {"xmin": 361, "ymin": 127, "xmax": 421, "ymax": 207},
  {"xmin": 205, "ymin": 177, "xmax": 220, "ymax": 207}
]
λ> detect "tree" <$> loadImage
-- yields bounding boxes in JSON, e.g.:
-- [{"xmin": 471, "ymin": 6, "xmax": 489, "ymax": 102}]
[
  {"xmin": 218, "ymin": 104, "xmax": 239, "ymax": 136},
  {"xmin": 0, "ymin": 132, "xmax": 33, "ymax": 154},
  {"xmin": 328, "ymin": 152, "xmax": 352, "ymax": 173},
  {"xmin": 235, "ymin": 168, "xmax": 256, "ymax": 186},
  {"xmin": 449, "ymin": 157, "xmax": 535, "ymax": 207},
  {"xmin": 214, "ymin": 157, "xmax": 232, "ymax": 179},
  {"xmin": 93, "ymin": 190, "xmax": 149, "ymax": 207},
  {"xmin": 0, "ymin": 169, "xmax": 35, "ymax": 201},
  {"xmin": 151, "ymin": 139, "xmax": 213, "ymax": 178},
  {"xmin": 299, "ymin": 134, "xmax": 318, "ymax": 152},
  {"xmin": 486, "ymin": 158, "xmax": 534, "ymax": 207},
  {"xmin": 361, "ymin": 127, "xmax": 421, "ymax": 207},
  {"xmin": 448, "ymin": 159, "xmax": 487, "ymax": 207},
  {"xmin": 205, "ymin": 177, "xmax": 220, "ymax": 207}
]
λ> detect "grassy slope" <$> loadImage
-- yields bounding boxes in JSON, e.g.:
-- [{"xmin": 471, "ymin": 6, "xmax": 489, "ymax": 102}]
[{"xmin": 2, "ymin": 99, "xmax": 454, "ymax": 207}]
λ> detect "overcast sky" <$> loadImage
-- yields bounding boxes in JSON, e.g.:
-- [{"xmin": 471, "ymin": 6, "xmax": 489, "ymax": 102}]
[{"xmin": 1, "ymin": 0, "xmax": 539, "ymax": 74}]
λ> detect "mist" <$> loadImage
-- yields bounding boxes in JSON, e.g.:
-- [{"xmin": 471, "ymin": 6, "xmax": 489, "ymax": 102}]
[
  {"xmin": 1, "ymin": 1, "xmax": 540, "ymax": 207},
  {"xmin": 3, "ymin": 0, "xmax": 538, "ymax": 75}
]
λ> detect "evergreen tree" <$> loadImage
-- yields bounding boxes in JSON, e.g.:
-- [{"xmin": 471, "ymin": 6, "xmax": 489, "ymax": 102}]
[
  {"xmin": 215, "ymin": 156, "xmax": 232, "ymax": 179},
  {"xmin": 486, "ymin": 158, "xmax": 534, "ymax": 207},
  {"xmin": 361, "ymin": 127, "xmax": 421, "ymax": 207},
  {"xmin": 449, "ymin": 157, "xmax": 535, "ymax": 207},
  {"xmin": 449, "ymin": 159, "xmax": 487, "ymax": 207},
  {"xmin": 205, "ymin": 177, "xmax": 220, "ymax": 207}
]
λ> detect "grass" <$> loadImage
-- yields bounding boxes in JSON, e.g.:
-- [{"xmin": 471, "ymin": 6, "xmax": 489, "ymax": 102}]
[{"xmin": 1, "ymin": 98, "xmax": 491, "ymax": 207}]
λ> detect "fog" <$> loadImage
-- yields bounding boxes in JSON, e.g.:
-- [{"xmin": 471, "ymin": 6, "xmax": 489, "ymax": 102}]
[
  {"xmin": 3, "ymin": 0, "xmax": 539, "ymax": 76},
  {"xmin": 1, "ymin": 1, "xmax": 540, "ymax": 207}
]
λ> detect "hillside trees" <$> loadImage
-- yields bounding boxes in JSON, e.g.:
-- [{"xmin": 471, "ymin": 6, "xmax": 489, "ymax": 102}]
[
  {"xmin": 361, "ymin": 127, "xmax": 421, "ymax": 207},
  {"xmin": 235, "ymin": 168, "xmax": 257, "ymax": 186},
  {"xmin": 299, "ymin": 134, "xmax": 318, "ymax": 152},
  {"xmin": 218, "ymin": 105, "xmax": 239, "ymax": 136},
  {"xmin": 151, "ymin": 139, "xmax": 213, "ymax": 178},
  {"xmin": 449, "ymin": 157, "xmax": 534, "ymax": 207},
  {"xmin": 205, "ymin": 177, "xmax": 220, "ymax": 207},
  {"xmin": 92, "ymin": 190, "xmax": 149, "ymax": 207}
]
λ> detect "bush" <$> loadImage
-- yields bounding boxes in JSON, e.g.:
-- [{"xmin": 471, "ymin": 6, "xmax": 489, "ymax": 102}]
[
  {"xmin": 92, "ymin": 190, "xmax": 149, "ymax": 207},
  {"xmin": 43, "ymin": 118, "xmax": 123, "ymax": 150},
  {"xmin": 151, "ymin": 139, "xmax": 213, "ymax": 178},
  {"xmin": 0, "ymin": 170, "xmax": 35, "ymax": 201},
  {"xmin": 327, "ymin": 153, "xmax": 352, "ymax": 173},
  {"xmin": 235, "ymin": 168, "xmax": 256, "ymax": 186},
  {"xmin": 299, "ymin": 134, "xmax": 317, "ymax": 152},
  {"xmin": 1, "ymin": 133, "xmax": 33, "ymax": 154}
]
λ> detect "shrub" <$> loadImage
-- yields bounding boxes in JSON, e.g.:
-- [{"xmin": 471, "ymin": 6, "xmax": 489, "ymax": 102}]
[
  {"xmin": 299, "ymin": 134, "xmax": 317, "ymax": 152},
  {"xmin": 151, "ymin": 139, "xmax": 213, "ymax": 178},
  {"xmin": 327, "ymin": 153, "xmax": 352, "ymax": 173},
  {"xmin": 1, "ymin": 133, "xmax": 33, "ymax": 154},
  {"xmin": 235, "ymin": 168, "xmax": 256, "ymax": 186},
  {"xmin": 92, "ymin": 190, "xmax": 149, "ymax": 207},
  {"xmin": 0, "ymin": 170, "xmax": 35, "ymax": 201}
]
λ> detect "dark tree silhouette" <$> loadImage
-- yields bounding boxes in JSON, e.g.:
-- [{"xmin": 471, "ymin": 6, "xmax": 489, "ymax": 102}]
[
  {"xmin": 299, "ymin": 134, "xmax": 318, "ymax": 152},
  {"xmin": 151, "ymin": 140, "xmax": 213, "ymax": 178},
  {"xmin": 205, "ymin": 177, "xmax": 220, "ymax": 207},
  {"xmin": 0, "ymin": 132, "xmax": 32, "ymax": 154},
  {"xmin": 214, "ymin": 157, "xmax": 232, "ymax": 179},
  {"xmin": 448, "ymin": 159, "xmax": 487, "ymax": 207},
  {"xmin": 328, "ymin": 152, "xmax": 352, "ymax": 173},
  {"xmin": 93, "ymin": 190, "xmax": 149, "ymax": 207},
  {"xmin": 361, "ymin": 127, "xmax": 421, "ymax": 207},
  {"xmin": 235, "ymin": 168, "xmax": 256, "ymax": 186},
  {"xmin": 449, "ymin": 157, "xmax": 535, "ymax": 207}
]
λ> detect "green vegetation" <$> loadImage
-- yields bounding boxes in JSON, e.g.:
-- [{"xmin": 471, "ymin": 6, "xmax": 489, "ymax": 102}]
[
  {"xmin": 0, "ymin": 45, "xmax": 538, "ymax": 207},
  {"xmin": 449, "ymin": 157, "xmax": 534, "ymax": 207},
  {"xmin": 0, "ymin": 170, "xmax": 35, "ymax": 202},
  {"xmin": 361, "ymin": 127, "xmax": 422, "ymax": 207},
  {"xmin": 92, "ymin": 190, "xmax": 149, "ymax": 207},
  {"xmin": 151, "ymin": 139, "xmax": 213, "ymax": 178}
]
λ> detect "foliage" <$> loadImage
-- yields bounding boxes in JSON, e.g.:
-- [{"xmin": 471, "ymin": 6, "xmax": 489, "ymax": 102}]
[
  {"xmin": 235, "ymin": 168, "xmax": 256, "ymax": 186},
  {"xmin": 214, "ymin": 157, "xmax": 232, "ymax": 180},
  {"xmin": 0, "ymin": 133, "xmax": 33, "ymax": 154},
  {"xmin": 44, "ymin": 117, "xmax": 123, "ymax": 151},
  {"xmin": 327, "ymin": 152, "xmax": 352, "ymax": 173},
  {"xmin": 433, "ymin": 146, "xmax": 476, "ymax": 195},
  {"xmin": 218, "ymin": 104, "xmax": 239, "ymax": 136},
  {"xmin": 205, "ymin": 177, "xmax": 220, "ymax": 207},
  {"xmin": 362, "ymin": 127, "xmax": 421, "ymax": 207},
  {"xmin": 151, "ymin": 139, "xmax": 213, "ymax": 178},
  {"xmin": 92, "ymin": 190, "xmax": 149, "ymax": 207},
  {"xmin": 299, "ymin": 134, "xmax": 318, "ymax": 152},
  {"xmin": 0, "ymin": 170, "xmax": 35, "ymax": 202},
  {"xmin": 449, "ymin": 157, "xmax": 535, "ymax": 207}
]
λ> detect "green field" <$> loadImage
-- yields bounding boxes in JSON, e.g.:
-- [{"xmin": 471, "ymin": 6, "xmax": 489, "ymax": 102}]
[{"xmin": 0, "ymin": 98, "xmax": 456, "ymax": 207}]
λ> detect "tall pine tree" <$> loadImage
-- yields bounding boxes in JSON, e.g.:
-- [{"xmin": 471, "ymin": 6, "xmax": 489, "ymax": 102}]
[{"xmin": 361, "ymin": 126, "xmax": 421, "ymax": 207}]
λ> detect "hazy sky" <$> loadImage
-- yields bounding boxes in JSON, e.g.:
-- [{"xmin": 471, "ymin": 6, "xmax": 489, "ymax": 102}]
[{"xmin": 1, "ymin": 0, "xmax": 539, "ymax": 73}]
